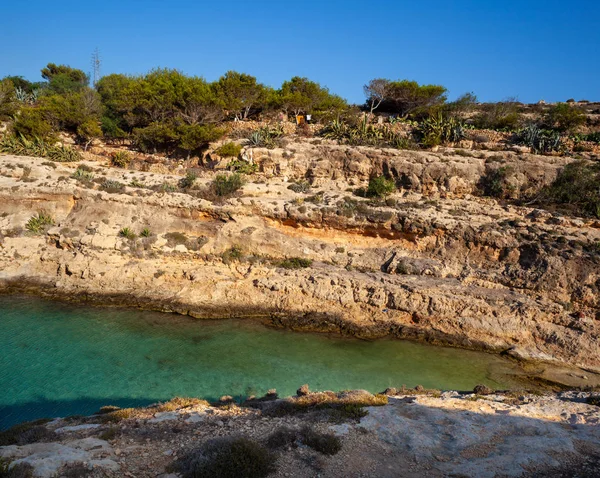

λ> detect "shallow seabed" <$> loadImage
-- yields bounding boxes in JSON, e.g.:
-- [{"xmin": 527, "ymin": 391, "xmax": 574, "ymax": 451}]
[{"xmin": 0, "ymin": 295, "xmax": 524, "ymax": 429}]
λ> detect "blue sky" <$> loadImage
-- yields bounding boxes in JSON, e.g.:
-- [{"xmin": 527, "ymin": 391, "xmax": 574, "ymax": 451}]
[{"xmin": 1, "ymin": 0, "xmax": 598, "ymax": 104}]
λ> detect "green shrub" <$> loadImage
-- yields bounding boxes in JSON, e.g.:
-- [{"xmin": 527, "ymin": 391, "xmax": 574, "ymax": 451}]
[
  {"xmin": 541, "ymin": 161, "xmax": 600, "ymax": 218},
  {"xmin": 581, "ymin": 132, "xmax": 600, "ymax": 144},
  {"xmin": 164, "ymin": 232, "xmax": 188, "ymax": 246},
  {"xmin": 111, "ymin": 151, "xmax": 131, "ymax": 168},
  {"xmin": 278, "ymin": 257, "xmax": 312, "ymax": 269},
  {"xmin": 159, "ymin": 182, "xmax": 177, "ymax": 193},
  {"xmin": 545, "ymin": 103, "xmax": 586, "ymax": 132},
  {"xmin": 222, "ymin": 245, "xmax": 243, "ymax": 264},
  {"xmin": 179, "ymin": 171, "xmax": 197, "ymax": 189},
  {"xmin": 119, "ymin": 227, "xmax": 136, "ymax": 239},
  {"xmin": 140, "ymin": 227, "xmax": 151, "ymax": 237},
  {"xmin": 101, "ymin": 116, "xmax": 127, "ymax": 141},
  {"xmin": 227, "ymin": 159, "xmax": 257, "ymax": 174},
  {"xmin": 479, "ymin": 166, "xmax": 513, "ymax": 198},
  {"xmin": 174, "ymin": 436, "xmax": 276, "ymax": 478},
  {"xmin": 0, "ymin": 419, "xmax": 52, "ymax": 446},
  {"xmin": 71, "ymin": 167, "xmax": 94, "ymax": 182},
  {"xmin": 11, "ymin": 107, "xmax": 56, "ymax": 142},
  {"xmin": 473, "ymin": 101, "xmax": 522, "ymax": 131},
  {"xmin": 266, "ymin": 426, "xmax": 341, "ymax": 456},
  {"xmin": 213, "ymin": 173, "xmax": 244, "ymax": 196},
  {"xmin": 287, "ymin": 181, "xmax": 310, "ymax": 193},
  {"xmin": 367, "ymin": 176, "xmax": 395, "ymax": 198},
  {"xmin": 215, "ymin": 142, "xmax": 242, "ymax": 157},
  {"xmin": 25, "ymin": 211, "xmax": 54, "ymax": 234},
  {"xmin": 101, "ymin": 179, "xmax": 125, "ymax": 192},
  {"xmin": 0, "ymin": 459, "xmax": 34, "ymax": 478},
  {"xmin": 299, "ymin": 426, "xmax": 342, "ymax": 455}
]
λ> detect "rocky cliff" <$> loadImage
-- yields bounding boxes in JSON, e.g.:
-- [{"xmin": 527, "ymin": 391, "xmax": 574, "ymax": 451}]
[{"xmin": 1, "ymin": 140, "xmax": 599, "ymax": 374}]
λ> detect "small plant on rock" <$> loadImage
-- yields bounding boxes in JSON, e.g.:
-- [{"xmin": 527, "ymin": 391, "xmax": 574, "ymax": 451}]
[
  {"xmin": 179, "ymin": 171, "xmax": 197, "ymax": 189},
  {"xmin": 278, "ymin": 257, "xmax": 313, "ymax": 269},
  {"xmin": 215, "ymin": 142, "xmax": 242, "ymax": 157},
  {"xmin": 119, "ymin": 227, "xmax": 136, "ymax": 240},
  {"xmin": 25, "ymin": 211, "xmax": 54, "ymax": 234},
  {"xmin": 111, "ymin": 151, "xmax": 131, "ymax": 168},
  {"xmin": 366, "ymin": 176, "xmax": 396, "ymax": 198},
  {"xmin": 140, "ymin": 228, "xmax": 151, "ymax": 237},
  {"xmin": 213, "ymin": 173, "xmax": 244, "ymax": 197}
]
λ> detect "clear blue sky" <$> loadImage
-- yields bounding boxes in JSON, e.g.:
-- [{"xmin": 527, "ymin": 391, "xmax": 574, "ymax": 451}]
[{"xmin": 1, "ymin": 0, "xmax": 598, "ymax": 104}]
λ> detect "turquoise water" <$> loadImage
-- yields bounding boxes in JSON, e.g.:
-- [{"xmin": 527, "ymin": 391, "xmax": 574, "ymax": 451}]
[{"xmin": 0, "ymin": 296, "xmax": 521, "ymax": 429}]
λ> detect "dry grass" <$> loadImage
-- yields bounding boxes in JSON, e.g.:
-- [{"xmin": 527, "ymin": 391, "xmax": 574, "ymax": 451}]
[{"xmin": 153, "ymin": 397, "xmax": 210, "ymax": 412}]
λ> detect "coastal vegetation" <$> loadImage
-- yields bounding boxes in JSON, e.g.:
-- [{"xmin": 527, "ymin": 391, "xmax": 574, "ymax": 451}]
[{"xmin": 0, "ymin": 63, "xmax": 597, "ymax": 164}]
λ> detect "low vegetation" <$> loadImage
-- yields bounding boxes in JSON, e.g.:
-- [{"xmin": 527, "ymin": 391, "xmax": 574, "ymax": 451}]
[
  {"xmin": 110, "ymin": 151, "xmax": 131, "ymax": 168},
  {"xmin": 0, "ymin": 134, "xmax": 81, "ymax": 162},
  {"xmin": 540, "ymin": 160, "xmax": 600, "ymax": 218},
  {"xmin": 0, "ymin": 419, "xmax": 53, "ymax": 446},
  {"xmin": 215, "ymin": 142, "xmax": 242, "ymax": 157},
  {"xmin": 266, "ymin": 426, "xmax": 342, "ymax": 455},
  {"xmin": 173, "ymin": 436, "xmax": 276, "ymax": 478},
  {"xmin": 278, "ymin": 257, "xmax": 313, "ymax": 269},
  {"xmin": 213, "ymin": 173, "xmax": 244, "ymax": 196},
  {"xmin": 25, "ymin": 211, "xmax": 54, "ymax": 234}
]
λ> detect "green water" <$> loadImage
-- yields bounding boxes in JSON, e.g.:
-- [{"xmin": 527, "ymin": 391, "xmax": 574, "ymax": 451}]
[{"xmin": 0, "ymin": 295, "xmax": 522, "ymax": 429}]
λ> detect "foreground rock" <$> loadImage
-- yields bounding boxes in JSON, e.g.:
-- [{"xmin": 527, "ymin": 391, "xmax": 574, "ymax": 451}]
[{"xmin": 1, "ymin": 389, "xmax": 599, "ymax": 477}]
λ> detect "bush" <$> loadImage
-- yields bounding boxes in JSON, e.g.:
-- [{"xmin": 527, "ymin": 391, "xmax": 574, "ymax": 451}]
[
  {"xmin": 11, "ymin": 107, "xmax": 56, "ymax": 142},
  {"xmin": 227, "ymin": 159, "xmax": 257, "ymax": 174},
  {"xmin": 541, "ymin": 161, "xmax": 600, "ymax": 218},
  {"xmin": 299, "ymin": 426, "xmax": 342, "ymax": 455},
  {"xmin": 111, "ymin": 151, "xmax": 131, "ymax": 168},
  {"xmin": 473, "ymin": 101, "xmax": 522, "ymax": 131},
  {"xmin": 266, "ymin": 426, "xmax": 342, "ymax": 456},
  {"xmin": 140, "ymin": 227, "xmax": 151, "ymax": 237},
  {"xmin": 101, "ymin": 116, "xmax": 127, "ymax": 141},
  {"xmin": 215, "ymin": 142, "xmax": 242, "ymax": 157},
  {"xmin": 25, "ymin": 211, "xmax": 54, "ymax": 234},
  {"xmin": 278, "ymin": 257, "xmax": 312, "ymax": 269},
  {"xmin": 287, "ymin": 181, "xmax": 310, "ymax": 193},
  {"xmin": 179, "ymin": 171, "xmax": 198, "ymax": 189},
  {"xmin": 221, "ymin": 246, "xmax": 243, "ymax": 264},
  {"xmin": 213, "ymin": 173, "xmax": 244, "ymax": 196},
  {"xmin": 367, "ymin": 176, "xmax": 395, "ymax": 198},
  {"xmin": 545, "ymin": 103, "xmax": 586, "ymax": 132},
  {"xmin": 101, "ymin": 179, "xmax": 125, "ymax": 193},
  {"xmin": 174, "ymin": 436, "xmax": 276, "ymax": 478},
  {"xmin": 0, "ymin": 419, "xmax": 52, "ymax": 446},
  {"xmin": 479, "ymin": 166, "xmax": 513, "ymax": 198},
  {"xmin": 0, "ymin": 460, "xmax": 34, "ymax": 478}
]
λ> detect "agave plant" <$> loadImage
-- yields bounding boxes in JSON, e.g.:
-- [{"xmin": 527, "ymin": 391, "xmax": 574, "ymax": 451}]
[
  {"xmin": 49, "ymin": 144, "xmax": 81, "ymax": 162},
  {"xmin": 25, "ymin": 211, "xmax": 55, "ymax": 234},
  {"xmin": 517, "ymin": 124, "xmax": 562, "ymax": 154}
]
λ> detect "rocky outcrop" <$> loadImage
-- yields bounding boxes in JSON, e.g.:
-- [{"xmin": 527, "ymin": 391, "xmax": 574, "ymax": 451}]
[
  {"xmin": 1, "ymin": 389, "xmax": 599, "ymax": 477},
  {"xmin": 1, "ymin": 145, "xmax": 599, "ymax": 374}
]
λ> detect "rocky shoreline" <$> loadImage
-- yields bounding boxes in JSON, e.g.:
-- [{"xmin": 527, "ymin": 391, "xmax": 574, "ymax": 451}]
[{"xmin": 1, "ymin": 386, "xmax": 600, "ymax": 477}]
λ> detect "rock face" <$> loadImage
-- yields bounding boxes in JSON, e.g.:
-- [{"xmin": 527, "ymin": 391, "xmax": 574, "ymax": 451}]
[{"xmin": 0, "ymin": 142, "xmax": 599, "ymax": 374}]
